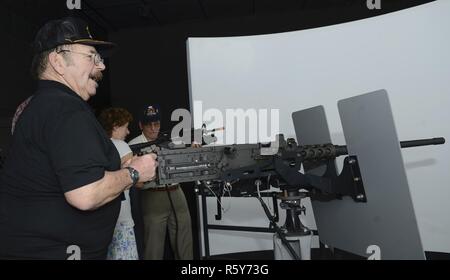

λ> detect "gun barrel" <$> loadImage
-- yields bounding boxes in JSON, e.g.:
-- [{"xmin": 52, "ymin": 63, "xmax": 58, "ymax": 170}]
[
  {"xmin": 332, "ymin": 137, "xmax": 445, "ymax": 157},
  {"xmin": 400, "ymin": 137, "xmax": 445, "ymax": 148}
]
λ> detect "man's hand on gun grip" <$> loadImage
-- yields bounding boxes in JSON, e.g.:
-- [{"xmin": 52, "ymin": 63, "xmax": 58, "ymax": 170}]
[{"xmin": 128, "ymin": 153, "xmax": 158, "ymax": 185}]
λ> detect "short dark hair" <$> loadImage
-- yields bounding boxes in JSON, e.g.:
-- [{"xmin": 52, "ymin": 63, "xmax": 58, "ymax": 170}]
[
  {"xmin": 30, "ymin": 49, "xmax": 53, "ymax": 80},
  {"xmin": 30, "ymin": 45, "xmax": 72, "ymax": 80},
  {"xmin": 98, "ymin": 107, "xmax": 133, "ymax": 137}
]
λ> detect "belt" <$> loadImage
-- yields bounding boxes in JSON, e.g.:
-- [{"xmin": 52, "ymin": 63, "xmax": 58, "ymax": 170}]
[{"xmin": 147, "ymin": 185, "xmax": 179, "ymax": 192}]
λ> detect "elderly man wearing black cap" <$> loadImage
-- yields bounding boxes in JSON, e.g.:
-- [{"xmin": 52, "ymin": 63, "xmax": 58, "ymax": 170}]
[
  {"xmin": 0, "ymin": 17, "xmax": 157, "ymax": 260},
  {"xmin": 128, "ymin": 105, "xmax": 193, "ymax": 260}
]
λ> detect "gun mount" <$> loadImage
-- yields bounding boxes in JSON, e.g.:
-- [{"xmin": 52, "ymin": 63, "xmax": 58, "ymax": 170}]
[{"xmin": 129, "ymin": 133, "xmax": 444, "ymax": 260}]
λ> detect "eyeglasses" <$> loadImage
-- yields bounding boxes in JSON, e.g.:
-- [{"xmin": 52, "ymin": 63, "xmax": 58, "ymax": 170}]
[{"xmin": 57, "ymin": 49, "xmax": 104, "ymax": 66}]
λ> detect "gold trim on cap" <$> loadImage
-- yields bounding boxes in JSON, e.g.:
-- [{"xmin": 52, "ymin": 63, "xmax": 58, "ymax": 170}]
[
  {"xmin": 63, "ymin": 38, "xmax": 113, "ymax": 45},
  {"xmin": 73, "ymin": 39, "xmax": 112, "ymax": 44}
]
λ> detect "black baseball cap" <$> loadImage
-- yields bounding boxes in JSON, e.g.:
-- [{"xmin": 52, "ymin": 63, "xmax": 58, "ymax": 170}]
[
  {"xmin": 140, "ymin": 105, "xmax": 161, "ymax": 124},
  {"xmin": 32, "ymin": 16, "xmax": 117, "ymax": 56}
]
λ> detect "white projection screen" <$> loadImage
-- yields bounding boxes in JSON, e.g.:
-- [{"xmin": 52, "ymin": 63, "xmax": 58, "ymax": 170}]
[{"xmin": 187, "ymin": 1, "xmax": 450, "ymax": 256}]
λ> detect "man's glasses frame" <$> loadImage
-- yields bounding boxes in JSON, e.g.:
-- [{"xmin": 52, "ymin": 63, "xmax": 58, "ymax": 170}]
[{"xmin": 56, "ymin": 49, "xmax": 104, "ymax": 66}]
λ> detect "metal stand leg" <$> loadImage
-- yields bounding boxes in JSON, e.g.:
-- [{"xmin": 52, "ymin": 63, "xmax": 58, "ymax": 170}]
[
  {"xmin": 274, "ymin": 232, "xmax": 312, "ymax": 260},
  {"xmin": 273, "ymin": 187, "xmax": 312, "ymax": 260}
]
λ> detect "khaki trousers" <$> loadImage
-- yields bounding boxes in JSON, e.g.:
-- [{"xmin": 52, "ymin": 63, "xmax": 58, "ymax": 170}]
[{"xmin": 141, "ymin": 186, "xmax": 193, "ymax": 260}]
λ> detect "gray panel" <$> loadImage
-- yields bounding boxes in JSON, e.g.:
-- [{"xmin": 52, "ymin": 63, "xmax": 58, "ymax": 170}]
[
  {"xmin": 292, "ymin": 105, "xmax": 334, "ymax": 176},
  {"xmin": 292, "ymin": 90, "xmax": 425, "ymax": 259}
]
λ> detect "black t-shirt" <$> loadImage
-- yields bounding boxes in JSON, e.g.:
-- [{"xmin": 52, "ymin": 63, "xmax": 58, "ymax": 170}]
[{"xmin": 0, "ymin": 80, "xmax": 121, "ymax": 259}]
